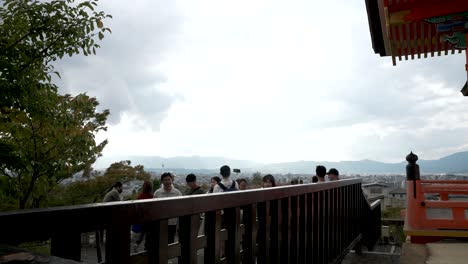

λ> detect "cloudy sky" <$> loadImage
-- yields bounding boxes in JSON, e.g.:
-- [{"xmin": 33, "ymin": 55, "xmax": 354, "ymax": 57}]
[{"xmin": 56, "ymin": 0, "xmax": 468, "ymax": 164}]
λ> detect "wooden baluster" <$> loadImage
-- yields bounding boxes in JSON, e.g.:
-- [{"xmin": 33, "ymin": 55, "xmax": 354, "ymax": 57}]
[
  {"xmin": 339, "ymin": 187, "xmax": 343, "ymax": 256},
  {"xmin": 242, "ymin": 204, "xmax": 257, "ymax": 264},
  {"xmin": 204, "ymin": 210, "xmax": 221, "ymax": 264},
  {"xmin": 105, "ymin": 224, "xmax": 130, "ymax": 264},
  {"xmin": 146, "ymin": 220, "xmax": 169, "ymax": 264},
  {"xmin": 312, "ymin": 191, "xmax": 320, "ymax": 264},
  {"xmin": 269, "ymin": 200, "xmax": 281, "ymax": 264},
  {"xmin": 180, "ymin": 215, "xmax": 200, "ymax": 264},
  {"xmin": 306, "ymin": 193, "xmax": 313, "ymax": 263},
  {"xmin": 330, "ymin": 188, "xmax": 336, "ymax": 261},
  {"xmin": 323, "ymin": 190, "xmax": 330, "ymax": 263},
  {"xmin": 225, "ymin": 207, "xmax": 241, "ymax": 264},
  {"xmin": 280, "ymin": 197, "xmax": 291, "ymax": 264},
  {"xmin": 51, "ymin": 230, "xmax": 81, "ymax": 261},
  {"xmin": 346, "ymin": 186, "xmax": 353, "ymax": 245},
  {"xmin": 298, "ymin": 194, "xmax": 307, "ymax": 264},
  {"xmin": 334, "ymin": 188, "xmax": 339, "ymax": 259},
  {"xmin": 95, "ymin": 230, "xmax": 102, "ymax": 263},
  {"xmin": 290, "ymin": 195, "xmax": 299, "ymax": 264},
  {"xmin": 257, "ymin": 201, "xmax": 270, "ymax": 264}
]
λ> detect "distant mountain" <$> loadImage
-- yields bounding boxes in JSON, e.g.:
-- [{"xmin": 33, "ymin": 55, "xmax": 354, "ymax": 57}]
[
  {"xmin": 93, "ymin": 155, "xmax": 262, "ymax": 170},
  {"xmin": 93, "ymin": 151, "xmax": 468, "ymax": 174},
  {"xmin": 418, "ymin": 151, "xmax": 468, "ymax": 174}
]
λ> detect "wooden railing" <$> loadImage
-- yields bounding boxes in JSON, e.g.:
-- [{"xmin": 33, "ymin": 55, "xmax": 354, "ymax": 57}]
[{"xmin": 0, "ymin": 178, "xmax": 381, "ymax": 264}]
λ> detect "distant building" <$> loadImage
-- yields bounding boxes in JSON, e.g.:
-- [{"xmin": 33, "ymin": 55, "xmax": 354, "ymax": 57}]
[
  {"xmin": 362, "ymin": 182, "xmax": 391, "ymax": 198},
  {"xmin": 363, "ymin": 183, "xmax": 406, "ymax": 210},
  {"xmin": 389, "ymin": 188, "xmax": 406, "ymax": 199}
]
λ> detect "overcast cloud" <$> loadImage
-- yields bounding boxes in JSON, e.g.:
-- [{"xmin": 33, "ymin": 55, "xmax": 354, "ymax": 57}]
[{"xmin": 55, "ymin": 0, "xmax": 468, "ymax": 164}]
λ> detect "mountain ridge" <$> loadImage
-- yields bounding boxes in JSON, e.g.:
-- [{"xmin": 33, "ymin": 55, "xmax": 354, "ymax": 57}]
[{"xmin": 93, "ymin": 151, "xmax": 468, "ymax": 174}]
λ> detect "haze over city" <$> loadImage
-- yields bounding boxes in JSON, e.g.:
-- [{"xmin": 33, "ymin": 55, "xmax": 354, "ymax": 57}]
[{"xmin": 55, "ymin": 0, "xmax": 468, "ymax": 164}]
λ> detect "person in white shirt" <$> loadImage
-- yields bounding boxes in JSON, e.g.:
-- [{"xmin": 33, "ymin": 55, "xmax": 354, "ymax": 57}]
[
  {"xmin": 213, "ymin": 165, "xmax": 239, "ymax": 193},
  {"xmin": 154, "ymin": 172, "xmax": 182, "ymax": 243}
]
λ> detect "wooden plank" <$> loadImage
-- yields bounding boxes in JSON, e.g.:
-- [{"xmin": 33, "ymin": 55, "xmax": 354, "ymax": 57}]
[
  {"xmin": 404, "ymin": 23, "xmax": 410, "ymax": 60},
  {"xmin": 269, "ymin": 200, "xmax": 281, "ymax": 264},
  {"xmin": 312, "ymin": 192, "xmax": 323, "ymax": 263},
  {"xmin": 306, "ymin": 193, "xmax": 313, "ymax": 263},
  {"xmin": 421, "ymin": 22, "xmax": 426, "ymax": 58},
  {"xmin": 324, "ymin": 190, "xmax": 330, "ymax": 263},
  {"xmin": 280, "ymin": 197, "xmax": 291, "ymax": 264},
  {"xmin": 242, "ymin": 204, "xmax": 257, "ymax": 264},
  {"xmin": 257, "ymin": 201, "xmax": 270, "ymax": 264},
  {"xmin": 338, "ymin": 186, "xmax": 344, "ymax": 255},
  {"xmin": 179, "ymin": 215, "xmax": 199, "ymax": 264},
  {"xmin": 105, "ymin": 224, "xmax": 131, "ymax": 264},
  {"xmin": 204, "ymin": 210, "xmax": 221, "ymax": 264},
  {"xmin": 332, "ymin": 188, "xmax": 338, "ymax": 259},
  {"xmin": 298, "ymin": 194, "xmax": 307, "ymax": 264},
  {"xmin": 290, "ymin": 196, "xmax": 300, "ymax": 263}
]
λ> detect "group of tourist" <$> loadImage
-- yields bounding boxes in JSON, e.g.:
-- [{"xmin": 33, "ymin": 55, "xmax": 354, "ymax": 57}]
[{"xmin": 102, "ymin": 164, "xmax": 342, "ymax": 252}]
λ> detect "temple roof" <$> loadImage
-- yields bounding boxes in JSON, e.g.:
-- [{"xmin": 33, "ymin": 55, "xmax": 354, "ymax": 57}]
[{"xmin": 365, "ymin": 0, "xmax": 468, "ymax": 65}]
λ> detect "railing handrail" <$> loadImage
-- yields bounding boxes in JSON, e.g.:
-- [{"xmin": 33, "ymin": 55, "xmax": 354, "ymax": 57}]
[
  {"xmin": 420, "ymin": 180, "xmax": 468, "ymax": 184},
  {"xmin": 0, "ymin": 178, "xmax": 362, "ymax": 243},
  {"xmin": 369, "ymin": 199, "xmax": 381, "ymax": 210}
]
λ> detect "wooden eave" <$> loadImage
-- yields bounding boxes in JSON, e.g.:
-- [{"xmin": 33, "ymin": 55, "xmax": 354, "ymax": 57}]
[{"xmin": 366, "ymin": 0, "xmax": 468, "ymax": 65}]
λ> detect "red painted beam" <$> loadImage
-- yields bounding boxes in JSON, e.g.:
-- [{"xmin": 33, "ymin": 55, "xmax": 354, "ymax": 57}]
[{"xmin": 388, "ymin": 0, "xmax": 468, "ymax": 24}]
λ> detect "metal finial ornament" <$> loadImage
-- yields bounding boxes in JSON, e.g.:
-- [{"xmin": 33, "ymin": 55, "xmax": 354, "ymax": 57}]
[{"xmin": 406, "ymin": 151, "xmax": 418, "ymax": 164}]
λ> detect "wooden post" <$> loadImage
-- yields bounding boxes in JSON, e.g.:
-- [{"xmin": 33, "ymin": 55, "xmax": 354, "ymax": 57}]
[
  {"xmin": 105, "ymin": 224, "xmax": 130, "ymax": 264},
  {"xmin": 406, "ymin": 152, "xmax": 421, "ymax": 230},
  {"xmin": 204, "ymin": 211, "xmax": 221, "ymax": 264},
  {"xmin": 242, "ymin": 204, "xmax": 257, "ymax": 264},
  {"xmin": 179, "ymin": 215, "xmax": 200, "ymax": 264}
]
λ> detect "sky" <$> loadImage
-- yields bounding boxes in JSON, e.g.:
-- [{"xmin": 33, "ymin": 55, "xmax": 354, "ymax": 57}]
[{"xmin": 56, "ymin": 0, "xmax": 468, "ymax": 164}]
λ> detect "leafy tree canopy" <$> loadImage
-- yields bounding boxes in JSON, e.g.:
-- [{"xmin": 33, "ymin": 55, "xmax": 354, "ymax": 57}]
[
  {"xmin": 48, "ymin": 161, "xmax": 151, "ymax": 207},
  {"xmin": 0, "ymin": 0, "xmax": 111, "ymax": 210},
  {"xmin": 0, "ymin": 0, "xmax": 111, "ymax": 110},
  {"xmin": 0, "ymin": 90, "xmax": 109, "ymax": 209}
]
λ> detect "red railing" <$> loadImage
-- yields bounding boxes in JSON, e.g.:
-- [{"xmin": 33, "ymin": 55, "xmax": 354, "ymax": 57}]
[{"xmin": 406, "ymin": 179, "xmax": 468, "ymax": 230}]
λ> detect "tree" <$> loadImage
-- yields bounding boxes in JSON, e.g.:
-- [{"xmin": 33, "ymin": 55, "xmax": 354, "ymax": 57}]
[
  {"xmin": 0, "ymin": 90, "xmax": 109, "ymax": 209},
  {"xmin": 0, "ymin": 0, "xmax": 111, "ymax": 110},
  {"xmin": 48, "ymin": 161, "xmax": 151, "ymax": 207},
  {"xmin": 0, "ymin": 0, "xmax": 111, "ymax": 210},
  {"xmin": 251, "ymin": 172, "xmax": 263, "ymax": 186}
]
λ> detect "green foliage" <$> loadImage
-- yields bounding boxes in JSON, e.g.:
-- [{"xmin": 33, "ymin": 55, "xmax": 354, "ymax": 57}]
[
  {"xmin": 0, "ymin": 91, "xmax": 109, "ymax": 209},
  {"xmin": 0, "ymin": 0, "xmax": 111, "ymax": 110},
  {"xmin": 48, "ymin": 161, "xmax": 151, "ymax": 207},
  {"xmin": 0, "ymin": 0, "xmax": 111, "ymax": 210},
  {"xmin": 382, "ymin": 207, "xmax": 404, "ymax": 219},
  {"xmin": 152, "ymin": 178, "xmax": 161, "ymax": 191},
  {"xmin": 251, "ymin": 172, "xmax": 263, "ymax": 186}
]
